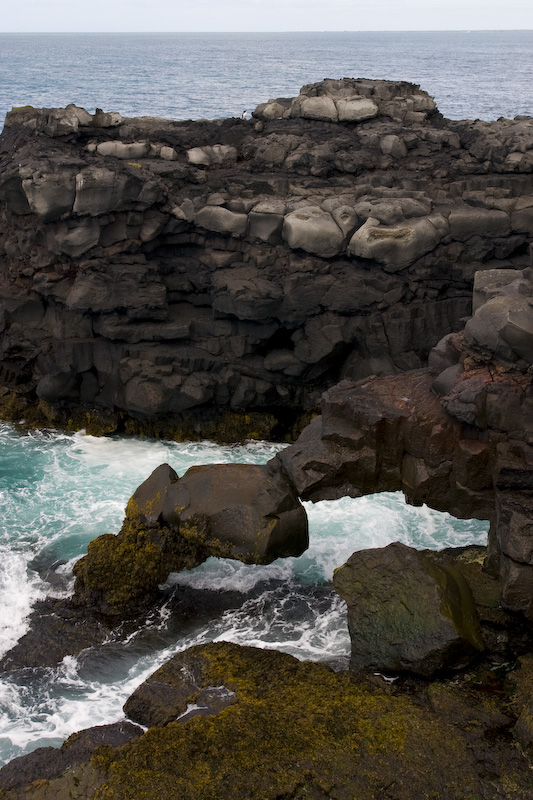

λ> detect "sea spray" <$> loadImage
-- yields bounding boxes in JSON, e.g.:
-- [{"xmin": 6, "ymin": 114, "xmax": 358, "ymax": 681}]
[{"xmin": 0, "ymin": 424, "xmax": 489, "ymax": 765}]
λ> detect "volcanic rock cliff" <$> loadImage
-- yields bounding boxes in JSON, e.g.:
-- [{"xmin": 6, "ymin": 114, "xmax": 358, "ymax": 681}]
[{"xmin": 0, "ymin": 78, "xmax": 531, "ymax": 438}]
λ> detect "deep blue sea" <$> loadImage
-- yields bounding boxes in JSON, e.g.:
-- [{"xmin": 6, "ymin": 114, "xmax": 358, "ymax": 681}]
[{"xmin": 0, "ymin": 29, "xmax": 528, "ymax": 767}]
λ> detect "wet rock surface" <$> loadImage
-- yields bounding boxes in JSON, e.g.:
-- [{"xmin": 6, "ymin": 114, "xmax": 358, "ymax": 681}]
[
  {"xmin": 72, "ymin": 459, "xmax": 307, "ymax": 616},
  {"xmin": 333, "ymin": 541, "xmax": 485, "ymax": 676},
  {"xmin": 0, "ymin": 722, "xmax": 142, "ymax": 794},
  {"xmin": 2, "ymin": 641, "xmax": 533, "ymax": 800},
  {"xmin": 0, "ymin": 79, "xmax": 531, "ymax": 437}
]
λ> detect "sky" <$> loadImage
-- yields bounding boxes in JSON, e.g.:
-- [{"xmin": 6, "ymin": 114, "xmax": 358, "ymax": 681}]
[{"xmin": 1, "ymin": 0, "xmax": 532, "ymax": 33}]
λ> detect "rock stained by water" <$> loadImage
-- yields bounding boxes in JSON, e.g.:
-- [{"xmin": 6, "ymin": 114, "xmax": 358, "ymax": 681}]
[{"xmin": 0, "ymin": 78, "xmax": 531, "ymax": 438}]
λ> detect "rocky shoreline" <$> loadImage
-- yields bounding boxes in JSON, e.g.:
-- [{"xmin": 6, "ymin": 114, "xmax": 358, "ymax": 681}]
[{"xmin": 0, "ymin": 79, "xmax": 532, "ymax": 798}]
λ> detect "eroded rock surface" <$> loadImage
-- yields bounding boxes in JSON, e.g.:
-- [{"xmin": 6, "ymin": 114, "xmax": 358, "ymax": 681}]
[{"xmin": 0, "ymin": 79, "xmax": 531, "ymax": 437}]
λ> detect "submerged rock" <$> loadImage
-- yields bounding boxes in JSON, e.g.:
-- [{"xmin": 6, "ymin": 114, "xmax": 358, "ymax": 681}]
[
  {"xmin": 73, "ymin": 460, "xmax": 308, "ymax": 615},
  {"xmin": 333, "ymin": 542, "xmax": 485, "ymax": 676}
]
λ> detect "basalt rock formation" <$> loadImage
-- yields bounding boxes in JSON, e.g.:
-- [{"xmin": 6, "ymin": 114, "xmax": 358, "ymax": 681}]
[
  {"xmin": 278, "ymin": 262, "xmax": 533, "ymax": 620},
  {"xmin": 0, "ymin": 78, "xmax": 531, "ymax": 438},
  {"xmin": 2, "ymin": 641, "xmax": 533, "ymax": 800},
  {"xmin": 73, "ymin": 460, "xmax": 308, "ymax": 616}
]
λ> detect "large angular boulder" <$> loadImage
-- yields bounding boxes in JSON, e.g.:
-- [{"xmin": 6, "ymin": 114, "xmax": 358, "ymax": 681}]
[
  {"xmin": 333, "ymin": 541, "xmax": 485, "ymax": 676},
  {"xmin": 73, "ymin": 461, "xmax": 308, "ymax": 615}
]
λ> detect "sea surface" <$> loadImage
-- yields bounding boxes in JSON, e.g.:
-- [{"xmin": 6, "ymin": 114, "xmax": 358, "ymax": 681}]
[
  {"xmin": 0, "ymin": 29, "xmax": 528, "ymax": 767},
  {"xmin": 0, "ymin": 30, "xmax": 532, "ymax": 128}
]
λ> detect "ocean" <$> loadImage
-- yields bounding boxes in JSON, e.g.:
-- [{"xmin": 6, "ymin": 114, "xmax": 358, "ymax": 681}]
[
  {"xmin": 0, "ymin": 30, "xmax": 532, "ymax": 127},
  {"xmin": 0, "ymin": 29, "xmax": 529, "ymax": 767}
]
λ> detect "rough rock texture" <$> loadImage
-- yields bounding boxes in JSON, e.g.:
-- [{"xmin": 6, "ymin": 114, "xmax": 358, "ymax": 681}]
[
  {"xmin": 276, "ymin": 261, "xmax": 533, "ymax": 617},
  {"xmin": 428, "ymin": 264, "xmax": 533, "ymax": 617},
  {"xmin": 0, "ymin": 79, "xmax": 531, "ymax": 437},
  {"xmin": 72, "ymin": 460, "xmax": 308, "ymax": 615},
  {"xmin": 0, "ymin": 722, "xmax": 142, "ymax": 794},
  {"xmin": 333, "ymin": 541, "xmax": 485, "ymax": 676},
  {"xmin": 2, "ymin": 641, "xmax": 532, "ymax": 800}
]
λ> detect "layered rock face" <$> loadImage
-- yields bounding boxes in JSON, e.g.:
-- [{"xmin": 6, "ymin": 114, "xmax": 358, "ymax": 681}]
[
  {"xmin": 0, "ymin": 78, "xmax": 531, "ymax": 434},
  {"xmin": 278, "ymin": 263, "xmax": 533, "ymax": 617}
]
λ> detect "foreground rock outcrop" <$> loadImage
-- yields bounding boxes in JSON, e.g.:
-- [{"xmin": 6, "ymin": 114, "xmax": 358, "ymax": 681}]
[
  {"xmin": 0, "ymin": 78, "xmax": 531, "ymax": 437},
  {"xmin": 2, "ymin": 641, "xmax": 533, "ymax": 800}
]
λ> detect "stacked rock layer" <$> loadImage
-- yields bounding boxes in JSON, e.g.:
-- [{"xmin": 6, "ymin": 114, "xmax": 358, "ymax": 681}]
[{"xmin": 0, "ymin": 78, "xmax": 531, "ymax": 435}]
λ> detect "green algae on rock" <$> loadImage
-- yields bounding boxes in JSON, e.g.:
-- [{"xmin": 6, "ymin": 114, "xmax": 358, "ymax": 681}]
[
  {"xmin": 333, "ymin": 541, "xmax": 485, "ymax": 676},
  {"xmin": 3, "ymin": 641, "xmax": 533, "ymax": 800}
]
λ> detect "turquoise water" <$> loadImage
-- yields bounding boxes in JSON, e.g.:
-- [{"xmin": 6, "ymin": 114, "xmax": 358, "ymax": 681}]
[{"xmin": 0, "ymin": 423, "xmax": 488, "ymax": 765}]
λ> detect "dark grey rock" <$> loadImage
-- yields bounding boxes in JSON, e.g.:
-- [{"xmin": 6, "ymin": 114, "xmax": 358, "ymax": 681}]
[
  {"xmin": 0, "ymin": 722, "xmax": 143, "ymax": 792},
  {"xmin": 333, "ymin": 542, "xmax": 485, "ymax": 676}
]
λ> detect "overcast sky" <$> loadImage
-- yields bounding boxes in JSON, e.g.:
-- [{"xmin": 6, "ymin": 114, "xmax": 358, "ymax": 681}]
[{"xmin": 2, "ymin": 0, "xmax": 532, "ymax": 33}]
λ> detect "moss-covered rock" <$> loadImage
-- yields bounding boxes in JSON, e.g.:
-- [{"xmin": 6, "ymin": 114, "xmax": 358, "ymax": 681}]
[
  {"xmin": 333, "ymin": 541, "xmax": 485, "ymax": 676},
  {"xmin": 2, "ymin": 642, "xmax": 532, "ymax": 800}
]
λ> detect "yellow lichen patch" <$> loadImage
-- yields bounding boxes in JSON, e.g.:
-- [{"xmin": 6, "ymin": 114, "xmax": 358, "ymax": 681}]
[
  {"xmin": 86, "ymin": 641, "xmax": 528, "ymax": 800},
  {"xmin": 6, "ymin": 642, "xmax": 533, "ymax": 800}
]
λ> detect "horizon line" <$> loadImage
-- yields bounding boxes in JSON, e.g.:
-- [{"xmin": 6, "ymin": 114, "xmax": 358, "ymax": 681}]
[{"xmin": 1, "ymin": 28, "xmax": 532, "ymax": 34}]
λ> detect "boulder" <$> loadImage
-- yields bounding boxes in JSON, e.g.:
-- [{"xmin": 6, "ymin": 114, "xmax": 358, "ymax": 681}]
[
  {"xmin": 336, "ymin": 97, "xmax": 378, "ymax": 122},
  {"xmin": 347, "ymin": 215, "xmax": 447, "ymax": 271},
  {"xmin": 73, "ymin": 461, "xmax": 308, "ymax": 615},
  {"xmin": 464, "ymin": 294, "xmax": 533, "ymax": 364},
  {"xmin": 293, "ymin": 95, "xmax": 338, "ymax": 122},
  {"xmin": 21, "ymin": 169, "xmax": 76, "ymax": 221},
  {"xmin": 52, "ymin": 218, "xmax": 101, "ymax": 257},
  {"xmin": 449, "ymin": 207, "xmax": 511, "ymax": 241},
  {"xmin": 73, "ymin": 166, "xmax": 144, "ymax": 215},
  {"xmin": 0, "ymin": 722, "xmax": 142, "ymax": 794},
  {"xmin": 282, "ymin": 207, "xmax": 344, "ymax": 258},
  {"xmin": 333, "ymin": 542, "xmax": 485, "ymax": 676},
  {"xmin": 96, "ymin": 140, "xmax": 150, "ymax": 159},
  {"xmin": 194, "ymin": 205, "xmax": 248, "ymax": 237}
]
